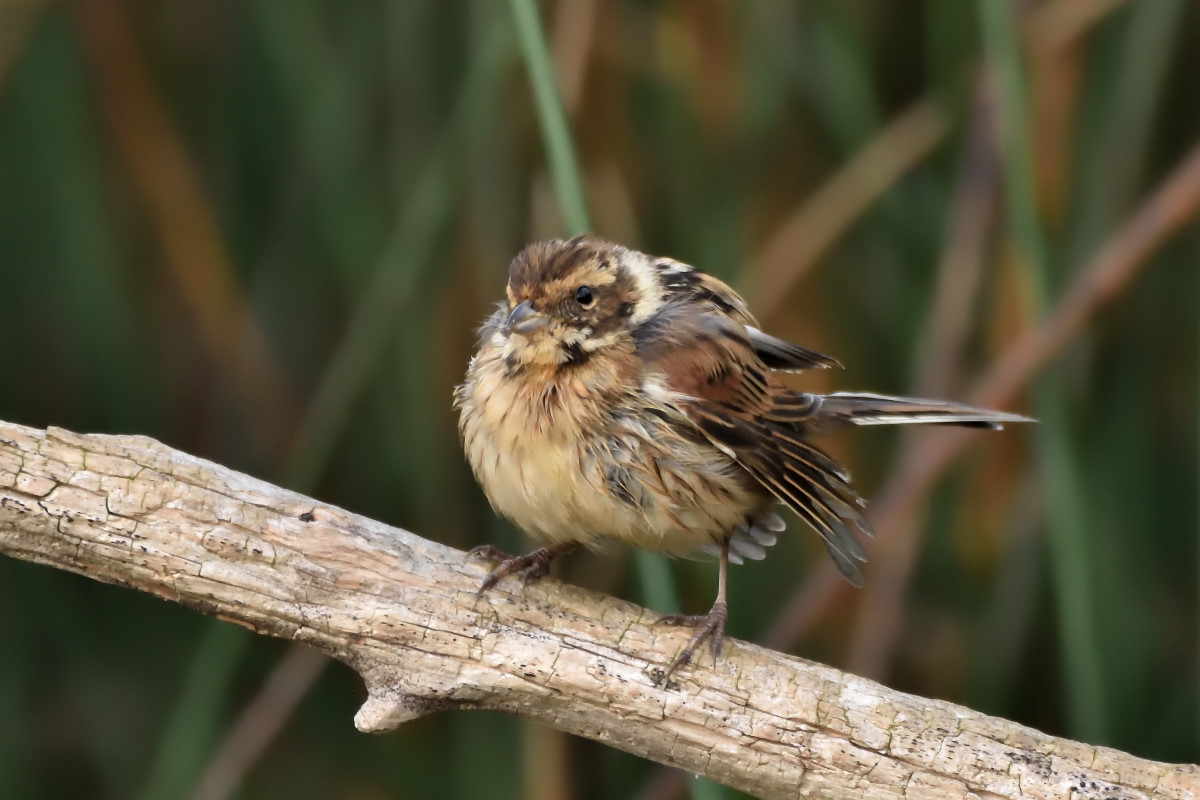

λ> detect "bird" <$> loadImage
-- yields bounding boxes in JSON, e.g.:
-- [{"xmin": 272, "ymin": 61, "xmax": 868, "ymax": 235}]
[{"xmin": 454, "ymin": 234, "xmax": 1030, "ymax": 684}]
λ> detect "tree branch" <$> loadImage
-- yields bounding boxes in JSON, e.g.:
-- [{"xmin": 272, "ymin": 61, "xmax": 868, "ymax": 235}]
[{"xmin": 0, "ymin": 420, "xmax": 1193, "ymax": 800}]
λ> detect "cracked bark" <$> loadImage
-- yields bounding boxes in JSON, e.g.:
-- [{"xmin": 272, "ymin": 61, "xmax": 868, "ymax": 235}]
[{"xmin": 0, "ymin": 420, "xmax": 1194, "ymax": 800}]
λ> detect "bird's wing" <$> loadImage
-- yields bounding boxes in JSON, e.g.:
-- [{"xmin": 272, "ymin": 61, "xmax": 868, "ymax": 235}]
[
  {"xmin": 651, "ymin": 260, "xmax": 840, "ymax": 373},
  {"xmin": 746, "ymin": 326, "xmax": 841, "ymax": 372},
  {"xmin": 634, "ymin": 306, "xmax": 870, "ymax": 584}
]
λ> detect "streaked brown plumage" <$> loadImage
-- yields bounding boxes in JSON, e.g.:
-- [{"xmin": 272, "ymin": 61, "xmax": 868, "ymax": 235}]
[{"xmin": 454, "ymin": 235, "xmax": 1030, "ymax": 683}]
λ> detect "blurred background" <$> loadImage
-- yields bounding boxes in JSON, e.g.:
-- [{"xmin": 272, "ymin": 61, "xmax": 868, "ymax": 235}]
[{"xmin": 0, "ymin": 0, "xmax": 1198, "ymax": 798}]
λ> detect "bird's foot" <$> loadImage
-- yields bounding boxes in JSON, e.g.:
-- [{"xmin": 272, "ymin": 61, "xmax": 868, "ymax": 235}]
[
  {"xmin": 654, "ymin": 600, "xmax": 729, "ymax": 686},
  {"xmin": 468, "ymin": 545, "xmax": 559, "ymax": 596}
]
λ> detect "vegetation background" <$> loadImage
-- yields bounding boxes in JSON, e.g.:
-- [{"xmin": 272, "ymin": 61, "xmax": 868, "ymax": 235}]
[{"xmin": 0, "ymin": 1, "xmax": 1197, "ymax": 798}]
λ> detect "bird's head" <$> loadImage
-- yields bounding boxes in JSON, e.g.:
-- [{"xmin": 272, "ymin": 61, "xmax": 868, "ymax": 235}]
[{"xmin": 497, "ymin": 235, "xmax": 661, "ymax": 368}]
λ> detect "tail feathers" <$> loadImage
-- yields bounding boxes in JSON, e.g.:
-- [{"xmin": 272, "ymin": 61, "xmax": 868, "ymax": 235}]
[{"xmin": 821, "ymin": 392, "xmax": 1034, "ymax": 430}]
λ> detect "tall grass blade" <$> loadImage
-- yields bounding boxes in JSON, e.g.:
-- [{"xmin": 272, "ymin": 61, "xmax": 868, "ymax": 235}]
[
  {"xmin": 981, "ymin": 0, "xmax": 1107, "ymax": 743},
  {"xmin": 508, "ymin": 0, "xmax": 592, "ymax": 234}
]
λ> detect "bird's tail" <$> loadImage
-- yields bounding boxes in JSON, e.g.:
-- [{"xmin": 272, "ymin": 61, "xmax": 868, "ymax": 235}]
[{"xmin": 817, "ymin": 392, "xmax": 1033, "ymax": 430}]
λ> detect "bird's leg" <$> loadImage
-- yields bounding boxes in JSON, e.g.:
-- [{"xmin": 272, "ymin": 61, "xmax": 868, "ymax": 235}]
[
  {"xmin": 468, "ymin": 542, "xmax": 578, "ymax": 596},
  {"xmin": 655, "ymin": 536, "xmax": 730, "ymax": 684}
]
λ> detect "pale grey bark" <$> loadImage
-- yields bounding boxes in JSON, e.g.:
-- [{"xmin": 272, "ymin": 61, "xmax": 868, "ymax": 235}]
[{"xmin": 0, "ymin": 421, "xmax": 1194, "ymax": 800}]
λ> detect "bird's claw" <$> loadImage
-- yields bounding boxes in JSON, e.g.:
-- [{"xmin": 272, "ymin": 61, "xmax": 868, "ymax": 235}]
[
  {"xmin": 467, "ymin": 544, "xmax": 514, "ymax": 562},
  {"xmin": 654, "ymin": 601, "xmax": 729, "ymax": 686},
  {"xmin": 468, "ymin": 545, "xmax": 556, "ymax": 596}
]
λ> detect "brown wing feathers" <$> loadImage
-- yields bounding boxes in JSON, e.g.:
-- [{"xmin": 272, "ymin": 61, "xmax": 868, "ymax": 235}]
[
  {"xmin": 654, "ymin": 262, "xmax": 842, "ymax": 374},
  {"xmin": 746, "ymin": 327, "xmax": 842, "ymax": 373},
  {"xmin": 635, "ymin": 270, "xmax": 1032, "ymax": 583},
  {"xmin": 637, "ymin": 308, "xmax": 872, "ymax": 584}
]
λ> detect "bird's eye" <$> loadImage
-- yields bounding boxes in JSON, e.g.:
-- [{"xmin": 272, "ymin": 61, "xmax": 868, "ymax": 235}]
[{"xmin": 574, "ymin": 285, "xmax": 595, "ymax": 307}]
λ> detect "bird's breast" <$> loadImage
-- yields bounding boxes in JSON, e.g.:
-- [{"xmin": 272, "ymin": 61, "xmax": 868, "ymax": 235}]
[
  {"xmin": 457, "ymin": 346, "xmax": 766, "ymax": 554},
  {"xmin": 458, "ymin": 351, "xmax": 618, "ymax": 546}
]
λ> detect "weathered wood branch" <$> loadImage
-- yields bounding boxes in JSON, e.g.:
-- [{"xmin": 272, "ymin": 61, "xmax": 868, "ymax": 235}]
[{"xmin": 0, "ymin": 420, "xmax": 1193, "ymax": 800}]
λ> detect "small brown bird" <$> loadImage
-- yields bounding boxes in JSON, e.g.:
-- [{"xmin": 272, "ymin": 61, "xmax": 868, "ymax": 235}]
[{"xmin": 455, "ymin": 235, "xmax": 1029, "ymax": 683}]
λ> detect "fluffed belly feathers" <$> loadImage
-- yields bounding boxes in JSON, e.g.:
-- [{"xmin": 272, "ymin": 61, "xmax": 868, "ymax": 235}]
[{"xmin": 456, "ymin": 349, "xmax": 777, "ymax": 560}]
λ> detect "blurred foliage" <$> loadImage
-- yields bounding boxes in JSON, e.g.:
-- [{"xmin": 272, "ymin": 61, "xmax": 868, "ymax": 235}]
[{"xmin": 0, "ymin": 1, "xmax": 1198, "ymax": 798}]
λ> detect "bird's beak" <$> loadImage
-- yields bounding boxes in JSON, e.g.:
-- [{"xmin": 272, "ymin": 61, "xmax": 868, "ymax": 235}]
[{"xmin": 505, "ymin": 300, "xmax": 550, "ymax": 335}]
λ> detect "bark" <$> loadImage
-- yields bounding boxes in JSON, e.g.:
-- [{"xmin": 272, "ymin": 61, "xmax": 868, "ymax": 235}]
[{"xmin": 0, "ymin": 420, "xmax": 1193, "ymax": 800}]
